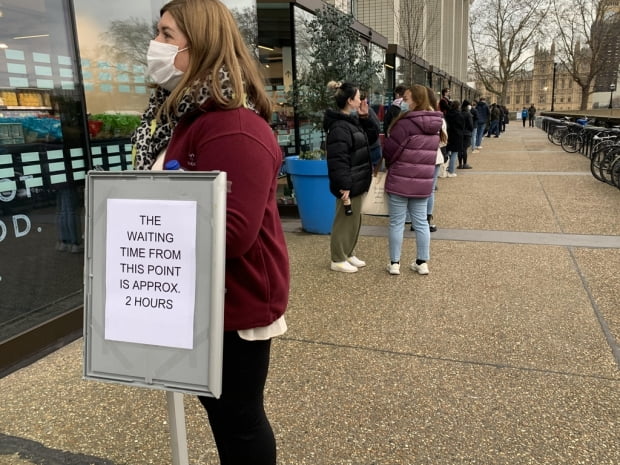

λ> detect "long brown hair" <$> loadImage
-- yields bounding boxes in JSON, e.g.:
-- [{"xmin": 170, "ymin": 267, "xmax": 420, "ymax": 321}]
[
  {"xmin": 425, "ymin": 86, "xmax": 439, "ymax": 111},
  {"xmin": 426, "ymin": 86, "xmax": 447, "ymax": 144},
  {"xmin": 159, "ymin": 0, "xmax": 271, "ymax": 121},
  {"xmin": 407, "ymin": 84, "xmax": 431, "ymax": 111},
  {"xmin": 387, "ymin": 84, "xmax": 430, "ymax": 134}
]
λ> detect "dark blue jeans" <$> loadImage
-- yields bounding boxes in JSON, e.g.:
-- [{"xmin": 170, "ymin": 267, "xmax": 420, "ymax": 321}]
[{"xmin": 475, "ymin": 122, "xmax": 486, "ymax": 147}]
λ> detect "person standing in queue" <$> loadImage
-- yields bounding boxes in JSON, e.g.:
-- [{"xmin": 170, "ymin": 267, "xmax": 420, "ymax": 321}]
[
  {"xmin": 323, "ymin": 81, "xmax": 377, "ymax": 273},
  {"xmin": 131, "ymin": 1, "xmax": 290, "ymax": 464},
  {"xmin": 383, "ymin": 84, "xmax": 442, "ymax": 276}
]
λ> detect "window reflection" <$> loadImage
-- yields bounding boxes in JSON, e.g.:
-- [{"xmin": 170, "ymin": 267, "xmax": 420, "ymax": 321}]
[
  {"xmin": 0, "ymin": 0, "xmax": 88, "ymax": 341},
  {"xmin": 293, "ymin": 6, "xmax": 322, "ymax": 153}
]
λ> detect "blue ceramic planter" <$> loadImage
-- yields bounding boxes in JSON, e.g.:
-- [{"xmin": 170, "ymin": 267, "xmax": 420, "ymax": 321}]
[{"xmin": 285, "ymin": 156, "xmax": 335, "ymax": 234}]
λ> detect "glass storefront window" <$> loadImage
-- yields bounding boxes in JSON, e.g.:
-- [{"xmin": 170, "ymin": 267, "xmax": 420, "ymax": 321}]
[
  {"xmin": 395, "ymin": 56, "xmax": 405, "ymax": 87},
  {"xmin": 74, "ymin": 0, "xmax": 256, "ymax": 169},
  {"xmin": 257, "ymin": 1, "xmax": 295, "ymax": 157},
  {"xmin": 413, "ymin": 63, "xmax": 426, "ymax": 87},
  {"xmin": 0, "ymin": 0, "xmax": 90, "ymax": 343},
  {"xmin": 73, "ymin": 0, "xmax": 167, "ymax": 171},
  {"xmin": 368, "ymin": 43, "xmax": 386, "ymax": 124},
  {"xmin": 293, "ymin": 6, "xmax": 322, "ymax": 153}
]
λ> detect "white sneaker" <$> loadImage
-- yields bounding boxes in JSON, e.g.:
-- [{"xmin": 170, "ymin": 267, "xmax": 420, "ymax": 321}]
[
  {"xmin": 70, "ymin": 244, "xmax": 84, "ymax": 253},
  {"xmin": 411, "ymin": 262, "xmax": 429, "ymax": 275},
  {"xmin": 447, "ymin": 172, "xmax": 457, "ymax": 177},
  {"xmin": 386, "ymin": 263, "xmax": 401, "ymax": 275},
  {"xmin": 331, "ymin": 261, "xmax": 358, "ymax": 273},
  {"xmin": 347, "ymin": 256, "xmax": 366, "ymax": 268},
  {"xmin": 477, "ymin": 146, "xmax": 483, "ymax": 149},
  {"xmin": 472, "ymin": 149, "xmax": 480, "ymax": 153}
]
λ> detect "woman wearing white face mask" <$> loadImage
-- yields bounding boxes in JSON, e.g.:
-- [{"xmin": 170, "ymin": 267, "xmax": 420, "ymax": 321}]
[
  {"xmin": 146, "ymin": 41, "xmax": 189, "ymax": 92},
  {"xmin": 383, "ymin": 85, "xmax": 442, "ymax": 276},
  {"xmin": 131, "ymin": 1, "xmax": 290, "ymax": 464}
]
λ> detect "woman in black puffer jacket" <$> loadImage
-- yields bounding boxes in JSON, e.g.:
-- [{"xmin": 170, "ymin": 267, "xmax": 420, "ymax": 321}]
[
  {"xmin": 323, "ymin": 81, "xmax": 378, "ymax": 273},
  {"xmin": 444, "ymin": 100, "xmax": 465, "ymax": 177}
]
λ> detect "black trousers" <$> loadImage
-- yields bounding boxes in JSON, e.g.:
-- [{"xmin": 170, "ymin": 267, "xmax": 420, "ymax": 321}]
[
  {"xmin": 459, "ymin": 136, "xmax": 471, "ymax": 165},
  {"xmin": 199, "ymin": 332, "xmax": 275, "ymax": 465}
]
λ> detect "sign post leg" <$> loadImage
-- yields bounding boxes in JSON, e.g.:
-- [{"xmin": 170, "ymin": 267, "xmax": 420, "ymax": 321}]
[{"xmin": 166, "ymin": 391, "xmax": 189, "ymax": 465}]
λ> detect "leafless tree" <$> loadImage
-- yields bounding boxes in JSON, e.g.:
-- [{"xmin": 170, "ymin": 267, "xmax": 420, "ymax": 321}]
[
  {"xmin": 387, "ymin": 0, "xmax": 438, "ymax": 85},
  {"xmin": 551, "ymin": 0, "xmax": 620, "ymax": 110},
  {"xmin": 231, "ymin": 6, "xmax": 259, "ymax": 53},
  {"xmin": 398, "ymin": 0, "xmax": 431, "ymax": 83},
  {"xmin": 469, "ymin": 0, "xmax": 551, "ymax": 104},
  {"xmin": 100, "ymin": 17, "xmax": 155, "ymax": 69}
]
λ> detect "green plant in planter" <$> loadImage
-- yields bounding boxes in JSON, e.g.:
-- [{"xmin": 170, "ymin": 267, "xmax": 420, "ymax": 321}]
[
  {"xmin": 290, "ymin": 4, "xmax": 384, "ymax": 139},
  {"xmin": 90, "ymin": 113, "xmax": 141, "ymax": 139},
  {"xmin": 299, "ymin": 149, "xmax": 326, "ymax": 160}
]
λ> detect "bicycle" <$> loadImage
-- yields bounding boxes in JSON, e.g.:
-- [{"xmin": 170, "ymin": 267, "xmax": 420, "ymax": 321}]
[
  {"xmin": 545, "ymin": 116, "xmax": 573, "ymax": 145},
  {"xmin": 590, "ymin": 131, "xmax": 619, "ymax": 160},
  {"xmin": 610, "ymin": 155, "xmax": 620, "ymax": 189},
  {"xmin": 548, "ymin": 123, "xmax": 568, "ymax": 145},
  {"xmin": 560, "ymin": 122, "xmax": 587, "ymax": 153},
  {"xmin": 591, "ymin": 143, "xmax": 620, "ymax": 186}
]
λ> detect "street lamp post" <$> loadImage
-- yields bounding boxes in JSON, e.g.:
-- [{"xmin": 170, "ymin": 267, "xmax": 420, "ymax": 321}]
[
  {"xmin": 609, "ymin": 83, "xmax": 616, "ymax": 110},
  {"xmin": 551, "ymin": 63, "xmax": 557, "ymax": 112}
]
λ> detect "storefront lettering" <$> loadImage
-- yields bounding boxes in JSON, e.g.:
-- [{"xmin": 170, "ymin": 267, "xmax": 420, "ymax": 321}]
[
  {"xmin": 0, "ymin": 214, "xmax": 31, "ymax": 242},
  {"xmin": 0, "ymin": 175, "xmax": 34, "ymax": 203},
  {"xmin": 0, "ymin": 175, "xmax": 34, "ymax": 242}
]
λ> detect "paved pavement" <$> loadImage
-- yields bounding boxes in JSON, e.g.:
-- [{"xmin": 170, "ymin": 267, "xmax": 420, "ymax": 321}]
[{"xmin": 1, "ymin": 124, "xmax": 619, "ymax": 465}]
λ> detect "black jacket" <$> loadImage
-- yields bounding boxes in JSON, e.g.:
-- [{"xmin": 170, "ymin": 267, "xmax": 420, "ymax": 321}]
[
  {"xmin": 444, "ymin": 108, "xmax": 465, "ymax": 152},
  {"xmin": 323, "ymin": 109, "xmax": 377, "ymax": 198},
  {"xmin": 383, "ymin": 102, "xmax": 401, "ymax": 134},
  {"xmin": 470, "ymin": 107, "xmax": 479, "ymax": 125},
  {"xmin": 461, "ymin": 109, "xmax": 474, "ymax": 137},
  {"xmin": 476, "ymin": 101, "xmax": 490, "ymax": 123}
]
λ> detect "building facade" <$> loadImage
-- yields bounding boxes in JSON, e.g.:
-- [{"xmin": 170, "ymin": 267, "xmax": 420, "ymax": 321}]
[
  {"xmin": 0, "ymin": 0, "xmax": 474, "ymax": 374},
  {"xmin": 355, "ymin": 0, "xmax": 470, "ymax": 83},
  {"xmin": 475, "ymin": 45, "xmax": 594, "ymax": 113}
]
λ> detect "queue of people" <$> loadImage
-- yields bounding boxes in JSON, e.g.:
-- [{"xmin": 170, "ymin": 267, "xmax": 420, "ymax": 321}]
[
  {"xmin": 323, "ymin": 83, "xmax": 449, "ymax": 276},
  {"xmin": 323, "ymin": 86, "xmax": 518, "ymax": 277}
]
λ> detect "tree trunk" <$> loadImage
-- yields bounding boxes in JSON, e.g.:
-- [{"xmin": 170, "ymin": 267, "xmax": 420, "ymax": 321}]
[{"xmin": 579, "ymin": 86, "xmax": 589, "ymax": 111}]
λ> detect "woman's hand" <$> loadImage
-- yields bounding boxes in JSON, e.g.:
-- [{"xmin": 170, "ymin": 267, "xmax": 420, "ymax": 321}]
[
  {"xmin": 339, "ymin": 189, "xmax": 351, "ymax": 201},
  {"xmin": 358, "ymin": 99, "xmax": 369, "ymax": 118}
]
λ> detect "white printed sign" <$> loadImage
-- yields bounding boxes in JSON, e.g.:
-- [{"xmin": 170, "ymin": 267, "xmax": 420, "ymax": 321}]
[{"xmin": 104, "ymin": 198, "xmax": 197, "ymax": 349}]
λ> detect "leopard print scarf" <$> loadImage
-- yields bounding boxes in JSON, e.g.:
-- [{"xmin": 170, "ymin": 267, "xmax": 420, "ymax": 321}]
[{"xmin": 132, "ymin": 67, "xmax": 238, "ymax": 170}]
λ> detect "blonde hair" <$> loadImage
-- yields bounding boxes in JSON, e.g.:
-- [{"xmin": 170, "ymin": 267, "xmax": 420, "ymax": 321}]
[{"xmin": 159, "ymin": 0, "xmax": 271, "ymax": 121}]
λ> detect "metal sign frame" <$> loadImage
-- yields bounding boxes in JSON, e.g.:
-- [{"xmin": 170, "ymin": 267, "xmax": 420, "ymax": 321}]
[{"xmin": 83, "ymin": 170, "xmax": 226, "ymax": 398}]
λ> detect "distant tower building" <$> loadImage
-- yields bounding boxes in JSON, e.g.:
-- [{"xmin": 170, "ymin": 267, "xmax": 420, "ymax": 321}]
[{"xmin": 592, "ymin": 2, "xmax": 620, "ymax": 91}]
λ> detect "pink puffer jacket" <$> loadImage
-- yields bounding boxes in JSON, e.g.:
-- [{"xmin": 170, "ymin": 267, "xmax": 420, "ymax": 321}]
[{"xmin": 382, "ymin": 110, "xmax": 443, "ymax": 198}]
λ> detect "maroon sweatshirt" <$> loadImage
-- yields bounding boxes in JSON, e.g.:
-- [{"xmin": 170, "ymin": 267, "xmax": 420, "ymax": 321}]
[{"xmin": 164, "ymin": 103, "xmax": 289, "ymax": 331}]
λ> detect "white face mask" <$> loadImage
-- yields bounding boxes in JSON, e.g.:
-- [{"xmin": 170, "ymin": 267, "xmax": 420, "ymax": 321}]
[
  {"xmin": 400, "ymin": 102, "xmax": 409, "ymax": 112},
  {"xmin": 147, "ymin": 40, "xmax": 188, "ymax": 91}
]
